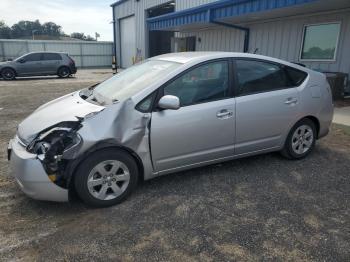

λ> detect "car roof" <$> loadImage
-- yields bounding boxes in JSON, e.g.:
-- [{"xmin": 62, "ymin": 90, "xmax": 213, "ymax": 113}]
[
  {"xmin": 151, "ymin": 52, "xmax": 229, "ymax": 64},
  {"xmin": 152, "ymin": 52, "xmax": 312, "ymax": 73},
  {"xmin": 25, "ymin": 51, "xmax": 66, "ymax": 55}
]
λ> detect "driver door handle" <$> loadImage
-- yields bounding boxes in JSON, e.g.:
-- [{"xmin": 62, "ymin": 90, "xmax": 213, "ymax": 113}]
[
  {"xmin": 217, "ymin": 109, "xmax": 233, "ymax": 119},
  {"xmin": 285, "ymin": 97, "xmax": 298, "ymax": 105}
]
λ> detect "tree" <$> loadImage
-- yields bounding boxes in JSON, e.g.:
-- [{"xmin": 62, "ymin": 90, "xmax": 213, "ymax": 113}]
[
  {"xmin": 11, "ymin": 20, "xmax": 42, "ymax": 38},
  {"xmin": 0, "ymin": 21, "xmax": 11, "ymax": 39},
  {"xmin": 42, "ymin": 22, "xmax": 62, "ymax": 36},
  {"xmin": 85, "ymin": 35, "xmax": 95, "ymax": 41},
  {"xmin": 0, "ymin": 20, "xmax": 95, "ymax": 41},
  {"xmin": 10, "ymin": 20, "xmax": 62, "ymax": 38},
  {"xmin": 70, "ymin": 32, "xmax": 96, "ymax": 41},
  {"xmin": 70, "ymin": 32, "xmax": 85, "ymax": 40}
]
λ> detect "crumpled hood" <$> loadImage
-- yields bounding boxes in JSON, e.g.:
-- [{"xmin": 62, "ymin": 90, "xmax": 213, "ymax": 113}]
[{"xmin": 17, "ymin": 91, "xmax": 105, "ymax": 143}]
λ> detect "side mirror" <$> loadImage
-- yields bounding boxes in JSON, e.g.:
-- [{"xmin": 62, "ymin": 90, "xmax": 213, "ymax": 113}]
[
  {"xmin": 18, "ymin": 59, "xmax": 25, "ymax": 63},
  {"xmin": 158, "ymin": 95, "xmax": 180, "ymax": 110},
  {"xmin": 7, "ymin": 58, "xmax": 13, "ymax": 61}
]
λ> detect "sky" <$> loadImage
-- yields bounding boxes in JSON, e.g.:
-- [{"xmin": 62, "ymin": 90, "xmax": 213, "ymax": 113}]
[{"xmin": 1, "ymin": 0, "xmax": 117, "ymax": 41}]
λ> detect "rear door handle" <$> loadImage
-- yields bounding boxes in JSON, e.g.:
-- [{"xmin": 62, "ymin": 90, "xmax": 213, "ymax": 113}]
[
  {"xmin": 285, "ymin": 98, "xmax": 298, "ymax": 105},
  {"xmin": 217, "ymin": 109, "xmax": 233, "ymax": 119}
]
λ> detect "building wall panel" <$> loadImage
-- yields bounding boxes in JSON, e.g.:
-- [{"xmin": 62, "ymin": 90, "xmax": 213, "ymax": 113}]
[
  {"xmin": 178, "ymin": 9, "xmax": 350, "ymax": 75},
  {"xmin": 247, "ymin": 10, "xmax": 350, "ymax": 74},
  {"xmin": 112, "ymin": 0, "xmax": 350, "ymax": 76},
  {"xmin": 175, "ymin": 0, "xmax": 217, "ymax": 11}
]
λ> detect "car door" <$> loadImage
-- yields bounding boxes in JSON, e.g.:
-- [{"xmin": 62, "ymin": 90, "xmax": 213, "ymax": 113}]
[
  {"xmin": 41, "ymin": 53, "xmax": 62, "ymax": 74},
  {"xmin": 150, "ymin": 60, "xmax": 236, "ymax": 172},
  {"xmin": 16, "ymin": 53, "xmax": 44, "ymax": 76},
  {"xmin": 234, "ymin": 58, "xmax": 300, "ymax": 155}
]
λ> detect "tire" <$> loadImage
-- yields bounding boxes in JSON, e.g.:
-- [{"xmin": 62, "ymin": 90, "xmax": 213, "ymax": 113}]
[
  {"xmin": 1, "ymin": 68, "xmax": 16, "ymax": 80},
  {"xmin": 74, "ymin": 149, "xmax": 139, "ymax": 208},
  {"xmin": 281, "ymin": 118, "xmax": 316, "ymax": 160},
  {"xmin": 57, "ymin": 66, "xmax": 71, "ymax": 78}
]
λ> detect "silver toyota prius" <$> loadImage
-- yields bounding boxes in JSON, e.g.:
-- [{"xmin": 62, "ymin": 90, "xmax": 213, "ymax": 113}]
[{"xmin": 8, "ymin": 52, "xmax": 333, "ymax": 207}]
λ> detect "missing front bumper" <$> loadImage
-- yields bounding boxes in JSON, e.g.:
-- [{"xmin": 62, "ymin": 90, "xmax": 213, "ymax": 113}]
[{"xmin": 8, "ymin": 137, "xmax": 69, "ymax": 202}]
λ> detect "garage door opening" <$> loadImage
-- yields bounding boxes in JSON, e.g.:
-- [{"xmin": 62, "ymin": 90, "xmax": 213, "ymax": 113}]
[{"xmin": 148, "ymin": 2, "xmax": 175, "ymax": 58}]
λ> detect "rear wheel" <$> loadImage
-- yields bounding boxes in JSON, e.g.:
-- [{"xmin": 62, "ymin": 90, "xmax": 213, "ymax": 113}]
[
  {"xmin": 74, "ymin": 149, "xmax": 138, "ymax": 207},
  {"xmin": 1, "ymin": 68, "xmax": 16, "ymax": 80},
  {"xmin": 281, "ymin": 119, "xmax": 316, "ymax": 159},
  {"xmin": 57, "ymin": 66, "xmax": 70, "ymax": 78}
]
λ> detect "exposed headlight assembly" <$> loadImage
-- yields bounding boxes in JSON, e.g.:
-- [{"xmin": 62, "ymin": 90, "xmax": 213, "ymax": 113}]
[{"xmin": 27, "ymin": 121, "xmax": 82, "ymax": 174}]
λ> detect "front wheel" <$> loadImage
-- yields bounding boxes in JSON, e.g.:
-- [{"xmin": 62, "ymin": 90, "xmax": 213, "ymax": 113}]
[
  {"xmin": 74, "ymin": 149, "xmax": 139, "ymax": 207},
  {"xmin": 1, "ymin": 68, "xmax": 16, "ymax": 80},
  {"xmin": 57, "ymin": 66, "xmax": 71, "ymax": 78},
  {"xmin": 281, "ymin": 119, "xmax": 316, "ymax": 160}
]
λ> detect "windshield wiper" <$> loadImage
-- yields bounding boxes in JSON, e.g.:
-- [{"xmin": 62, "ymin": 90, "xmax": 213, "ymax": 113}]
[
  {"xmin": 80, "ymin": 86, "xmax": 116, "ymax": 106},
  {"xmin": 79, "ymin": 84, "xmax": 98, "ymax": 100}
]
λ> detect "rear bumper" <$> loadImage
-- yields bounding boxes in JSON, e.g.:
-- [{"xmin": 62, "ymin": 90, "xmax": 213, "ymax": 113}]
[
  {"xmin": 8, "ymin": 137, "xmax": 68, "ymax": 202},
  {"xmin": 318, "ymin": 126, "xmax": 330, "ymax": 139},
  {"xmin": 70, "ymin": 66, "xmax": 77, "ymax": 74},
  {"xmin": 318, "ymin": 103, "xmax": 334, "ymax": 139}
]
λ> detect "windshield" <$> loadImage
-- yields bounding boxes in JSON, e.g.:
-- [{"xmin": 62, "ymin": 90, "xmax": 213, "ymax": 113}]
[
  {"xmin": 92, "ymin": 60, "xmax": 181, "ymax": 104},
  {"xmin": 14, "ymin": 54, "xmax": 26, "ymax": 61}
]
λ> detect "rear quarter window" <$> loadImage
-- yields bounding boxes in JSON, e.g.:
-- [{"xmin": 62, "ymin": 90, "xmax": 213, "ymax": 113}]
[{"xmin": 285, "ymin": 67, "xmax": 308, "ymax": 86}]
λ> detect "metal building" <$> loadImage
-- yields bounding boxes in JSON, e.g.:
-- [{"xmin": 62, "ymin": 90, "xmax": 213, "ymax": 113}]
[{"xmin": 111, "ymin": 0, "xmax": 350, "ymax": 78}]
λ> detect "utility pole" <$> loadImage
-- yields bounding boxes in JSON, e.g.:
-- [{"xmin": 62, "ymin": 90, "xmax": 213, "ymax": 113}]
[
  {"xmin": 95, "ymin": 32, "xmax": 100, "ymax": 41},
  {"xmin": 32, "ymin": 30, "xmax": 38, "ymax": 40}
]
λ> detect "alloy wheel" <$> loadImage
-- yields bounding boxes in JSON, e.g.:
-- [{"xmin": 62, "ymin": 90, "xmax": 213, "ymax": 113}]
[
  {"xmin": 2, "ymin": 69, "xmax": 15, "ymax": 80},
  {"xmin": 59, "ymin": 68, "xmax": 70, "ymax": 77},
  {"xmin": 291, "ymin": 125, "xmax": 314, "ymax": 155},
  {"xmin": 87, "ymin": 160, "xmax": 130, "ymax": 201}
]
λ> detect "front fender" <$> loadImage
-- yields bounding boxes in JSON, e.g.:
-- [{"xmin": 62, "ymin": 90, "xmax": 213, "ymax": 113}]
[{"xmin": 63, "ymin": 140, "xmax": 146, "ymax": 188}]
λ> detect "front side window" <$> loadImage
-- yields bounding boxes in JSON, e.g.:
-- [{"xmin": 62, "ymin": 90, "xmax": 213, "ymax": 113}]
[
  {"xmin": 23, "ymin": 53, "xmax": 42, "ymax": 62},
  {"xmin": 236, "ymin": 59, "xmax": 291, "ymax": 95},
  {"xmin": 163, "ymin": 61, "xmax": 229, "ymax": 107},
  {"xmin": 301, "ymin": 23, "xmax": 341, "ymax": 60},
  {"xmin": 136, "ymin": 92, "xmax": 156, "ymax": 113}
]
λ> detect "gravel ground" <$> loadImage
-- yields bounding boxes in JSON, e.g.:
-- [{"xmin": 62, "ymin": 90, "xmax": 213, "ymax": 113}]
[{"xmin": 0, "ymin": 70, "xmax": 350, "ymax": 261}]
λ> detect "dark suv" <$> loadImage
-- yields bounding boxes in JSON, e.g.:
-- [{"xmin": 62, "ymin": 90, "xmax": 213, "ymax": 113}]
[{"xmin": 0, "ymin": 52, "xmax": 77, "ymax": 80}]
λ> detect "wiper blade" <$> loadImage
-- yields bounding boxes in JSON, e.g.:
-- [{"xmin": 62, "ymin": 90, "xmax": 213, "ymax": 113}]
[{"xmin": 79, "ymin": 87, "xmax": 95, "ymax": 100}]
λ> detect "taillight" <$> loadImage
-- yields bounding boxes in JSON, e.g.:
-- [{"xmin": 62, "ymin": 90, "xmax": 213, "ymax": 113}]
[{"xmin": 69, "ymin": 57, "xmax": 75, "ymax": 66}]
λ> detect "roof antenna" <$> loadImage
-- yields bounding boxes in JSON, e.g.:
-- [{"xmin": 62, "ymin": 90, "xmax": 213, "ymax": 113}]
[{"xmin": 253, "ymin": 48, "xmax": 259, "ymax": 54}]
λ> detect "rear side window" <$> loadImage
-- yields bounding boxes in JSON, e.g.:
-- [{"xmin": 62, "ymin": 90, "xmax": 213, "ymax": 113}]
[
  {"xmin": 285, "ymin": 66, "xmax": 308, "ymax": 86},
  {"xmin": 235, "ymin": 59, "xmax": 292, "ymax": 95},
  {"xmin": 24, "ymin": 53, "xmax": 42, "ymax": 62},
  {"xmin": 42, "ymin": 53, "xmax": 62, "ymax": 61}
]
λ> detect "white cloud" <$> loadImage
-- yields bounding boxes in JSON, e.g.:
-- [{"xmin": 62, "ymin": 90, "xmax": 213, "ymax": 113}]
[{"xmin": 1, "ymin": 0, "xmax": 115, "ymax": 41}]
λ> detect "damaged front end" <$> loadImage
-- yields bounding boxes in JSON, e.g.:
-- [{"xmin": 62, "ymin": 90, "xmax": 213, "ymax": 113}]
[
  {"xmin": 25, "ymin": 120, "xmax": 83, "ymax": 188},
  {"xmin": 9, "ymin": 91, "xmax": 154, "ymax": 203}
]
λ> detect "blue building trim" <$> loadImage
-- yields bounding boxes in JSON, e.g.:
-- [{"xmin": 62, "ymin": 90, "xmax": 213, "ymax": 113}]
[{"xmin": 147, "ymin": 0, "xmax": 318, "ymax": 31}]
